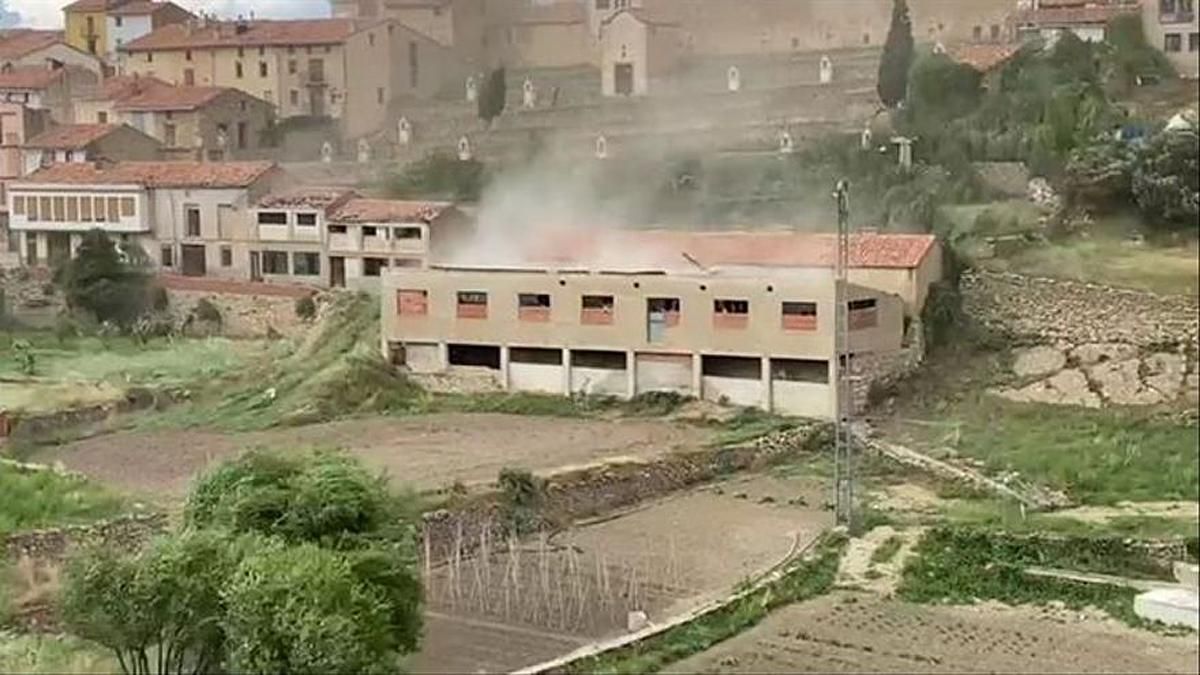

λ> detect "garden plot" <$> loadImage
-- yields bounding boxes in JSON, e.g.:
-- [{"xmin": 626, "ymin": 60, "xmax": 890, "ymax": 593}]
[
  {"xmin": 413, "ymin": 474, "xmax": 831, "ymax": 674},
  {"xmin": 667, "ymin": 592, "xmax": 1200, "ymax": 674}
]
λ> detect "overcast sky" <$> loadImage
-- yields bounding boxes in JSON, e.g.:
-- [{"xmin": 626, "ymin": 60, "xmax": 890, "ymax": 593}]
[{"xmin": 8, "ymin": 0, "xmax": 331, "ymax": 29}]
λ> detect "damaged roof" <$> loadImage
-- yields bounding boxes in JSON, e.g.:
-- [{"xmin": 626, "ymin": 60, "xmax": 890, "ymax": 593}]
[
  {"xmin": 20, "ymin": 160, "xmax": 280, "ymax": 188},
  {"xmin": 257, "ymin": 187, "xmax": 359, "ymax": 211},
  {"xmin": 330, "ymin": 198, "xmax": 456, "ymax": 224}
]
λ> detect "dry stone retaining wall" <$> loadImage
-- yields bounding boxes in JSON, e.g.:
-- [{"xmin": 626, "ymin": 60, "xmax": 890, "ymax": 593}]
[{"xmin": 3, "ymin": 513, "xmax": 169, "ymax": 563}]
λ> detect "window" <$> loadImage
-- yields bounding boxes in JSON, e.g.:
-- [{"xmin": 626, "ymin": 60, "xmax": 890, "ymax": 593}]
[
  {"xmin": 394, "ymin": 226, "xmax": 422, "ymax": 239},
  {"xmin": 115, "ymin": 16, "xmax": 122, "ymax": 27},
  {"xmin": 713, "ymin": 299, "xmax": 749, "ymax": 329},
  {"xmin": 66, "ymin": 196, "xmax": 78, "ymax": 220},
  {"xmin": 363, "ymin": 258, "xmax": 388, "ymax": 276},
  {"xmin": 185, "ymin": 49, "xmax": 192, "ymax": 61},
  {"xmin": 1165, "ymin": 33, "xmax": 1183, "ymax": 51},
  {"xmin": 52, "ymin": 196, "xmax": 65, "ymax": 221},
  {"xmin": 456, "ymin": 291, "xmax": 488, "ymax": 319},
  {"xmin": 120, "ymin": 197, "xmax": 135, "ymax": 217},
  {"xmin": 40, "ymin": 197, "xmax": 52, "ymax": 222},
  {"xmin": 161, "ymin": 245, "xmax": 174, "ymax": 267},
  {"xmin": 518, "ymin": 293, "xmax": 551, "ymax": 322},
  {"xmin": 185, "ymin": 205, "xmax": 201, "ymax": 237},
  {"xmin": 146, "ymin": 52, "xmax": 153, "ymax": 62},
  {"xmin": 288, "ymin": 59, "xmax": 297, "ymax": 74},
  {"xmin": 377, "ymin": 87, "xmax": 385, "ymax": 105},
  {"xmin": 647, "ymin": 297, "xmax": 680, "ymax": 342},
  {"xmin": 972, "ymin": 25, "xmax": 982, "ymax": 41},
  {"xmin": 262, "ymin": 250, "xmax": 289, "ymax": 274},
  {"xmin": 257, "ymin": 211, "xmax": 287, "ymax": 225},
  {"xmin": 394, "ymin": 258, "xmax": 421, "ymax": 268},
  {"xmin": 781, "ymin": 301, "xmax": 817, "ymax": 331},
  {"xmin": 259, "ymin": 61, "xmax": 268, "ymax": 77},
  {"xmin": 183, "ymin": 68, "xmax": 194, "ymax": 86},
  {"xmin": 848, "ymin": 298, "xmax": 879, "ymax": 330},
  {"xmin": 80, "ymin": 195, "xmax": 91, "ymax": 221},
  {"xmin": 97, "ymin": 111, "xmax": 108, "ymax": 123},
  {"xmin": 329, "ymin": 224, "xmax": 347, "ymax": 234},
  {"xmin": 1190, "ymin": 32, "xmax": 1199, "ymax": 51},
  {"xmin": 220, "ymin": 246, "xmax": 232, "ymax": 267},
  {"xmin": 990, "ymin": 24, "xmax": 1000, "ymax": 41},
  {"xmin": 296, "ymin": 213, "xmax": 317, "ymax": 226},
  {"xmin": 237, "ymin": 122, "xmax": 247, "ymax": 149},
  {"xmin": 26, "ymin": 196, "xmax": 37, "ymax": 221},
  {"xmin": 235, "ymin": 61, "xmax": 244, "ymax": 78},
  {"xmin": 409, "ymin": 41, "xmax": 419, "ymax": 88},
  {"xmin": 238, "ymin": 47, "xmax": 245, "ymax": 58},
  {"xmin": 91, "ymin": 196, "xmax": 105, "ymax": 222},
  {"xmin": 11, "ymin": 195, "xmax": 23, "ymax": 215},
  {"xmin": 368, "ymin": 33, "xmax": 376, "ymax": 47},
  {"xmin": 363, "ymin": 226, "xmax": 378, "ymax": 237},
  {"xmin": 292, "ymin": 251, "xmax": 320, "ymax": 276},
  {"xmin": 581, "ymin": 294, "xmax": 614, "ymax": 325},
  {"xmin": 164, "ymin": 123, "xmax": 177, "ymax": 146},
  {"xmin": 290, "ymin": 89, "xmax": 299, "ymax": 106},
  {"xmin": 396, "ymin": 289, "xmax": 428, "ymax": 315}
]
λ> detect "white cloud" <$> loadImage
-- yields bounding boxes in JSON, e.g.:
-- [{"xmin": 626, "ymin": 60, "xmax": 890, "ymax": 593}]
[{"xmin": 10, "ymin": 0, "xmax": 329, "ymax": 29}]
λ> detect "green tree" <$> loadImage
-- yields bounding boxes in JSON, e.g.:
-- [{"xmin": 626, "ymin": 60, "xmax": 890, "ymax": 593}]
[
  {"xmin": 56, "ymin": 229, "xmax": 153, "ymax": 327},
  {"xmin": 1132, "ymin": 129, "xmax": 1200, "ymax": 231},
  {"xmin": 877, "ymin": 0, "xmax": 914, "ymax": 108},
  {"xmin": 389, "ymin": 150, "xmax": 487, "ymax": 201},
  {"xmin": 477, "ymin": 66, "xmax": 507, "ymax": 127},
  {"xmin": 906, "ymin": 53, "xmax": 983, "ymax": 127}
]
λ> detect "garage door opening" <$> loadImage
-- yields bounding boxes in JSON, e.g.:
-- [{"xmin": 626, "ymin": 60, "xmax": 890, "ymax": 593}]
[
  {"xmin": 573, "ymin": 350, "xmax": 627, "ymax": 370},
  {"xmin": 771, "ymin": 358, "xmax": 828, "ymax": 383},
  {"xmin": 510, "ymin": 347, "xmax": 562, "ymax": 365},
  {"xmin": 448, "ymin": 344, "xmax": 501, "ymax": 369},
  {"xmin": 702, "ymin": 355, "xmax": 761, "ymax": 379}
]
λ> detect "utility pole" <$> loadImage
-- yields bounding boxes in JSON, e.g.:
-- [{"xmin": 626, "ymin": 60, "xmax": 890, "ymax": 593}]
[{"xmin": 832, "ymin": 179, "xmax": 855, "ymax": 528}]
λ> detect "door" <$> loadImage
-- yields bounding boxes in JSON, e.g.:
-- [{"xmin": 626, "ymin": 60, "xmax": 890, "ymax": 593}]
[
  {"xmin": 330, "ymin": 256, "xmax": 345, "ymax": 288},
  {"xmin": 249, "ymin": 251, "xmax": 262, "ymax": 281},
  {"xmin": 309, "ymin": 88, "xmax": 325, "ymax": 117},
  {"xmin": 183, "ymin": 68, "xmax": 195, "ymax": 86},
  {"xmin": 614, "ymin": 63, "xmax": 634, "ymax": 96},
  {"xmin": 181, "ymin": 244, "xmax": 207, "ymax": 277},
  {"xmin": 46, "ymin": 232, "xmax": 71, "ymax": 268}
]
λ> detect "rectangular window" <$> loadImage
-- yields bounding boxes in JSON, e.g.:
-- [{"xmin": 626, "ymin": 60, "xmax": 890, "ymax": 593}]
[
  {"xmin": 292, "ymin": 252, "xmax": 320, "ymax": 276},
  {"xmin": 257, "ymin": 211, "xmax": 287, "ymax": 225},
  {"xmin": 107, "ymin": 197, "xmax": 120, "ymax": 222},
  {"xmin": 259, "ymin": 62, "xmax": 268, "ymax": 77},
  {"xmin": 394, "ymin": 258, "xmax": 421, "ymax": 268},
  {"xmin": 1165, "ymin": 33, "xmax": 1183, "ymax": 51},
  {"xmin": 396, "ymin": 289, "xmax": 428, "ymax": 315},
  {"xmin": 394, "ymin": 226, "xmax": 422, "ymax": 239},
  {"xmin": 288, "ymin": 59, "xmax": 297, "ymax": 74},
  {"xmin": 296, "ymin": 213, "xmax": 317, "ymax": 226},
  {"xmin": 409, "ymin": 41, "xmax": 419, "ymax": 88},
  {"xmin": 362, "ymin": 226, "xmax": 378, "ymax": 237},
  {"xmin": 220, "ymin": 246, "xmax": 232, "ymax": 267},
  {"xmin": 377, "ymin": 87, "xmax": 385, "ymax": 105},
  {"xmin": 848, "ymin": 298, "xmax": 879, "ymax": 330},
  {"xmin": 80, "ymin": 195, "xmax": 92, "ymax": 221},
  {"xmin": 161, "ymin": 245, "xmax": 174, "ymax": 267},
  {"xmin": 518, "ymin": 293, "xmax": 551, "ymax": 322},
  {"xmin": 581, "ymin": 294, "xmax": 614, "ymax": 325},
  {"xmin": 164, "ymin": 123, "xmax": 177, "ymax": 146},
  {"xmin": 781, "ymin": 301, "xmax": 818, "ymax": 331},
  {"xmin": 52, "ymin": 196, "xmax": 65, "ymax": 221},
  {"xmin": 120, "ymin": 197, "xmax": 135, "ymax": 217},
  {"xmin": 11, "ymin": 195, "xmax": 23, "ymax": 215},
  {"xmin": 329, "ymin": 224, "xmax": 347, "ymax": 234},
  {"xmin": 647, "ymin": 297, "xmax": 680, "ymax": 325},
  {"xmin": 26, "ymin": 196, "xmax": 37, "ymax": 221},
  {"xmin": 713, "ymin": 299, "xmax": 749, "ymax": 329},
  {"xmin": 262, "ymin": 250, "xmax": 289, "ymax": 274},
  {"xmin": 186, "ymin": 206, "xmax": 201, "ymax": 237},
  {"xmin": 235, "ymin": 61, "xmax": 244, "ymax": 78},
  {"xmin": 97, "ymin": 111, "xmax": 108, "ymax": 123},
  {"xmin": 456, "ymin": 291, "xmax": 488, "ymax": 319},
  {"xmin": 66, "ymin": 196, "xmax": 78, "ymax": 221},
  {"xmin": 40, "ymin": 197, "xmax": 52, "ymax": 222},
  {"xmin": 363, "ymin": 258, "xmax": 388, "ymax": 276},
  {"xmin": 290, "ymin": 89, "xmax": 299, "ymax": 106},
  {"xmin": 1190, "ymin": 32, "xmax": 1199, "ymax": 51}
]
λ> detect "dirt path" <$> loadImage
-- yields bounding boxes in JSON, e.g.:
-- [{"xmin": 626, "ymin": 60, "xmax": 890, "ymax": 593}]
[
  {"xmin": 33, "ymin": 413, "xmax": 715, "ymax": 501},
  {"xmin": 666, "ymin": 592, "xmax": 1200, "ymax": 674}
]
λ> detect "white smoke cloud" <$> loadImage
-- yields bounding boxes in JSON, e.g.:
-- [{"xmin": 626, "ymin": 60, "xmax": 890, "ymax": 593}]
[{"xmin": 10, "ymin": 0, "xmax": 328, "ymax": 29}]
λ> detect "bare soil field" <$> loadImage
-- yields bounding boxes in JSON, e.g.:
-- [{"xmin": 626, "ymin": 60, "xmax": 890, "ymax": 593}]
[
  {"xmin": 32, "ymin": 413, "xmax": 714, "ymax": 500},
  {"xmin": 418, "ymin": 474, "xmax": 832, "ymax": 673},
  {"xmin": 666, "ymin": 592, "xmax": 1200, "ymax": 674}
]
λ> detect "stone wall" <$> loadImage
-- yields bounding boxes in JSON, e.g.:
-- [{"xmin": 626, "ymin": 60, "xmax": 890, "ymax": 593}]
[
  {"xmin": 3, "ymin": 513, "xmax": 169, "ymax": 563},
  {"xmin": 962, "ymin": 271, "xmax": 1200, "ymax": 350},
  {"xmin": 851, "ymin": 318, "xmax": 926, "ymax": 412},
  {"xmin": 161, "ymin": 277, "xmax": 320, "ymax": 340}
]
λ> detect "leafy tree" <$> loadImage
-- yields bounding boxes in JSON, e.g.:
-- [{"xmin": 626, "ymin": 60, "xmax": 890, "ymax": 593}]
[
  {"xmin": 56, "ymin": 229, "xmax": 153, "ymax": 327},
  {"xmin": 906, "ymin": 53, "xmax": 982, "ymax": 127},
  {"xmin": 389, "ymin": 150, "xmax": 487, "ymax": 201},
  {"xmin": 477, "ymin": 66, "xmax": 507, "ymax": 127},
  {"xmin": 877, "ymin": 0, "xmax": 914, "ymax": 108},
  {"xmin": 1132, "ymin": 129, "xmax": 1199, "ymax": 231},
  {"xmin": 1106, "ymin": 14, "xmax": 1175, "ymax": 93},
  {"xmin": 1062, "ymin": 137, "xmax": 1135, "ymax": 211}
]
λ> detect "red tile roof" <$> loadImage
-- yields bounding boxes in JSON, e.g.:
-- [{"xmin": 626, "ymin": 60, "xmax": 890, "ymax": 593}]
[
  {"xmin": 531, "ymin": 231, "xmax": 938, "ymax": 270},
  {"xmin": 944, "ymin": 43, "xmax": 1022, "ymax": 72},
  {"xmin": 123, "ymin": 18, "xmax": 376, "ymax": 51},
  {"xmin": 109, "ymin": 1, "xmax": 190, "ymax": 17},
  {"xmin": 114, "ymin": 85, "xmax": 230, "ymax": 111},
  {"xmin": 63, "ymin": 0, "xmax": 130, "ymax": 12},
  {"xmin": 258, "ymin": 187, "xmax": 358, "ymax": 211},
  {"xmin": 89, "ymin": 73, "xmax": 172, "ymax": 101},
  {"xmin": 331, "ymin": 198, "xmax": 455, "ymax": 223},
  {"xmin": 0, "ymin": 66, "xmax": 65, "ymax": 90},
  {"xmin": 1011, "ymin": 4, "xmax": 1137, "ymax": 26},
  {"xmin": 19, "ymin": 160, "xmax": 280, "ymax": 189},
  {"xmin": 0, "ymin": 29, "xmax": 65, "ymax": 60},
  {"xmin": 24, "ymin": 123, "xmax": 128, "ymax": 149}
]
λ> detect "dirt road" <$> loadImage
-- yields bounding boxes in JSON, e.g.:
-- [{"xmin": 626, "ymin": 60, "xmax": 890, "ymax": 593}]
[{"xmin": 34, "ymin": 413, "xmax": 714, "ymax": 500}]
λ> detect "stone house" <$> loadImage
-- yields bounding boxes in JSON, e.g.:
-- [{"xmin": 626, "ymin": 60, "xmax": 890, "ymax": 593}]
[
  {"xmin": 331, "ymin": 0, "xmax": 505, "ymax": 68},
  {"xmin": 63, "ymin": 0, "xmax": 130, "ymax": 58},
  {"xmin": 1010, "ymin": 1, "xmax": 1139, "ymax": 43},
  {"xmin": 118, "ymin": 17, "xmax": 462, "ymax": 140},
  {"xmin": 20, "ymin": 123, "xmax": 163, "ymax": 175},
  {"xmin": 1142, "ymin": 0, "xmax": 1200, "ymax": 78},
  {"xmin": 505, "ymin": 2, "xmax": 593, "ymax": 69},
  {"xmin": 600, "ymin": 8, "xmax": 686, "ymax": 97},
  {"xmin": 0, "ymin": 29, "xmax": 104, "ymax": 76},
  {"xmin": 105, "ymin": 1, "xmax": 194, "ymax": 62},
  {"xmin": 0, "ymin": 65, "xmax": 100, "ymax": 123},
  {"xmin": 7, "ymin": 160, "xmax": 284, "ymax": 275}
]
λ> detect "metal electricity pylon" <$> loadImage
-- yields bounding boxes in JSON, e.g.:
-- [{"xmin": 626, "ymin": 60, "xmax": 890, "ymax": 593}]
[{"xmin": 832, "ymin": 179, "xmax": 855, "ymax": 528}]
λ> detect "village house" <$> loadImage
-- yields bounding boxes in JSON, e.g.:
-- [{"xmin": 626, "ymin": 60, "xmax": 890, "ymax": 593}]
[
  {"xmin": 940, "ymin": 42, "xmax": 1024, "ymax": 91},
  {"xmin": 1142, "ymin": 0, "xmax": 1200, "ymax": 78},
  {"xmin": 1011, "ymin": 0, "xmax": 1139, "ymax": 43},
  {"xmin": 600, "ymin": 7, "xmax": 685, "ymax": 97},
  {"xmin": 250, "ymin": 186, "xmax": 468, "ymax": 287},
  {"xmin": 6, "ymin": 160, "xmax": 283, "ymax": 274},
  {"xmin": 379, "ymin": 231, "xmax": 940, "ymax": 419},
  {"xmin": 63, "ymin": 0, "xmax": 129, "ymax": 58},
  {"xmin": 331, "ymin": 0, "xmax": 511, "ymax": 68},
  {"xmin": 105, "ymin": 1, "xmax": 194, "ymax": 62},
  {"xmin": 20, "ymin": 123, "xmax": 162, "ymax": 175},
  {"xmin": 118, "ymin": 17, "xmax": 460, "ymax": 140},
  {"xmin": 0, "ymin": 28, "xmax": 104, "ymax": 75},
  {"xmin": 0, "ymin": 64, "xmax": 99, "ymax": 123}
]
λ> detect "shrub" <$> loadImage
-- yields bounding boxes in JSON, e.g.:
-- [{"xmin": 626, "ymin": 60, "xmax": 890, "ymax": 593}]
[
  {"xmin": 11, "ymin": 339, "xmax": 35, "ymax": 376},
  {"xmin": 497, "ymin": 467, "xmax": 546, "ymax": 534},
  {"xmin": 294, "ymin": 295, "xmax": 317, "ymax": 321},
  {"xmin": 906, "ymin": 52, "xmax": 983, "ymax": 127},
  {"xmin": 149, "ymin": 286, "xmax": 169, "ymax": 313},
  {"xmin": 1132, "ymin": 129, "xmax": 1199, "ymax": 231},
  {"xmin": 191, "ymin": 298, "xmax": 222, "ymax": 326},
  {"xmin": 55, "ymin": 230, "xmax": 152, "ymax": 328},
  {"xmin": 1062, "ymin": 137, "xmax": 1134, "ymax": 212},
  {"xmin": 388, "ymin": 150, "xmax": 487, "ymax": 201}
]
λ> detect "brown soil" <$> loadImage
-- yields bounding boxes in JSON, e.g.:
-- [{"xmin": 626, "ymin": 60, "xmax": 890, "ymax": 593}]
[
  {"xmin": 409, "ymin": 612, "xmax": 586, "ymax": 675},
  {"xmin": 33, "ymin": 413, "xmax": 714, "ymax": 501},
  {"xmin": 666, "ymin": 592, "xmax": 1200, "ymax": 674}
]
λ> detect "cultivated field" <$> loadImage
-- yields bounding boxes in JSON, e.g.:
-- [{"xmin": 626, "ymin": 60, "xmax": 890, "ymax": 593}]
[
  {"xmin": 33, "ymin": 413, "xmax": 714, "ymax": 500},
  {"xmin": 667, "ymin": 592, "xmax": 1200, "ymax": 674}
]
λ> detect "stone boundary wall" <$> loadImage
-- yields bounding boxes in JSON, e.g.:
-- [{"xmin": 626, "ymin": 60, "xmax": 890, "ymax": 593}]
[
  {"xmin": 159, "ymin": 276, "xmax": 320, "ymax": 340},
  {"xmin": 851, "ymin": 318, "xmax": 926, "ymax": 413},
  {"xmin": 3, "ymin": 513, "xmax": 169, "ymax": 563},
  {"xmin": 0, "ymin": 387, "xmax": 180, "ymax": 443},
  {"xmin": 962, "ymin": 271, "xmax": 1200, "ymax": 349}
]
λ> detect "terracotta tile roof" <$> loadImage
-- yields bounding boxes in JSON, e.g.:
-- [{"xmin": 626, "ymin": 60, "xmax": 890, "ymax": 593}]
[
  {"xmin": 24, "ymin": 123, "xmax": 128, "ymax": 149},
  {"xmin": 0, "ymin": 66, "xmax": 65, "ymax": 90},
  {"xmin": 19, "ymin": 160, "xmax": 280, "ymax": 189},
  {"xmin": 123, "ymin": 18, "xmax": 375, "ymax": 51},
  {"xmin": 531, "ymin": 231, "xmax": 938, "ymax": 270},
  {"xmin": 331, "ymin": 198, "xmax": 455, "ymax": 224},
  {"xmin": 515, "ymin": 2, "xmax": 587, "ymax": 25},
  {"xmin": 63, "ymin": 0, "xmax": 130, "ymax": 11},
  {"xmin": 89, "ymin": 74, "xmax": 172, "ymax": 101},
  {"xmin": 1011, "ymin": 4, "xmax": 1137, "ymax": 26},
  {"xmin": 258, "ymin": 187, "xmax": 358, "ymax": 211},
  {"xmin": 109, "ymin": 1, "xmax": 190, "ymax": 16},
  {"xmin": 944, "ymin": 43, "xmax": 1022, "ymax": 72},
  {"xmin": 114, "ymin": 85, "xmax": 231, "ymax": 111},
  {"xmin": 0, "ymin": 29, "xmax": 65, "ymax": 60}
]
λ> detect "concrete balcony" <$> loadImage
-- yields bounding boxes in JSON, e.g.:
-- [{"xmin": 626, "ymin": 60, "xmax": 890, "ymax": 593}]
[{"xmin": 257, "ymin": 224, "xmax": 321, "ymax": 242}]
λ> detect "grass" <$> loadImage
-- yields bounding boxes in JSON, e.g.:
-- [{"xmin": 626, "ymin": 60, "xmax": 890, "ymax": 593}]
[
  {"xmin": 0, "ymin": 632, "xmax": 115, "ymax": 675},
  {"xmin": 0, "ymin": 464, "xmax": 128, "ymax": 537},
  {"xmin": 569, "ymin": 533, "xmax": 846, "ymax": 674},
  {"xmin": 869, "ymin": 535, "xmax": 904, "ymax": 566},
  {"xmin": 939, "ymin": 498, "xmax": 1200, "ymax": 539}
]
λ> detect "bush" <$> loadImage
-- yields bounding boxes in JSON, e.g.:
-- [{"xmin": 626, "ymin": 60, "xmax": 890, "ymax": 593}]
[
  {"xmin": 497, "ymin": 467, "xmax": 546, "ymax": 534},
  {"xmin": 294, "ymin": 295, "xmax": 317, "ymax": 321},
  {"xmin": 55, "ymin": 230, "xmax": 153, "ymax": 328},
  {"xmin": 1062, "ymin": 137, "xmax": 1134, "ymax": 212},
  {"xmin": 388, "ymin": 150, "xmax": 487, "ymax": 201},
  {"xmin": 906, "ymin": 52, "xmax": 983, "ymax": 127},
  {"xmin": 1132, "ymin": 129, "xmax": 1199, "ymax": 231},
  {"xmin": 191, "ymin": 298, "xmax": 222, "ymax": 326}
]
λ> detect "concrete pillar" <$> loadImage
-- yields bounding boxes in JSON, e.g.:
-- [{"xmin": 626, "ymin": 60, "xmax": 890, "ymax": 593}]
[
  {"xmin": 562, "ymin": 348, "xmax": 572, "ymax": 395},
  {"xmin": 691, "ymin": 353, "xmax": 703, "ymax": 399},
  {"xmin": 500, "ymin": 345, "xmax": 511, "ymax": 391},
  {"xmin": 827, "ymin": 357, "xmax": 840, "ymax": 420},
  {"xmin": 626, "ymin": 350, "xmax": 637, "ymax": 399},
  {"xmin": 438, "ymin": 342, "xmax": 450, "ymax": 371},
  {"xmin": 761, "ymin": 356, "xmax": 772, "ymax": 412}
]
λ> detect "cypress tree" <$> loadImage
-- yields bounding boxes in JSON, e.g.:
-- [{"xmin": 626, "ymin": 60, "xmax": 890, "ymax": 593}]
[{"xmin": 878, "ymin": 0, "xmax": 915, "ymax": 108}]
